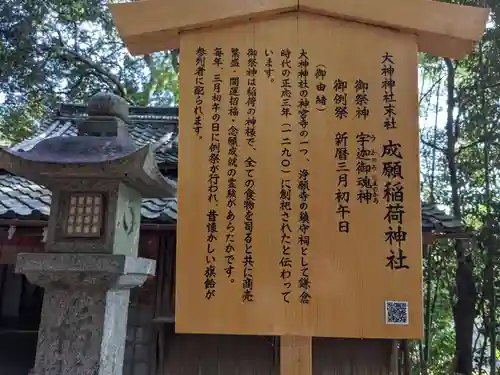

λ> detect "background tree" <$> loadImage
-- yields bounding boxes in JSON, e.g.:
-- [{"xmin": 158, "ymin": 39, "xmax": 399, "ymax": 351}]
[
  {"xmin": 418, "ymin": 0, "xmax": 500, "ymax": 373},
  {"xmin": 1, "ymin": 0, "xmax": 500, "ymax": 374},
  {"xmin": 0, "ymin": 0, "xmax": 179, "ymax": 144}
]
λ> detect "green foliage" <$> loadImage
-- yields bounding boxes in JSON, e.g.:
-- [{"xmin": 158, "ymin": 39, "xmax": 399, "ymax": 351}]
[
  {"xmin": 0, "ymin": 0, "xmax": 178, "ymax": 145},
  {"xmin": 418, "ymin": 0, "xmax": 500, "ymax": 372},
  {"xmin": 0, "ymin": 105, "xmax": 36, "ymax": 144},
  {"xmin": 1, "ymin": 0, "xmax": 500, "ymax": 373}
]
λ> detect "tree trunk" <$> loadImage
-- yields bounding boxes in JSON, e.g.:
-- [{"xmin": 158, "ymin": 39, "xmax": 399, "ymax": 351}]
[{"xmin": 444, "ymin": 57, "xmax": 476, "ymax": 375}]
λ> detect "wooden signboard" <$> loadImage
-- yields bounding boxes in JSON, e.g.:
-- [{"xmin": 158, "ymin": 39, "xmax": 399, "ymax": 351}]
[
  {"xmin": 175, "ymin": 13, "xmax": 422, "ymax": 339},
  {"xmin": 110, "ymin": 0, "xmax": 488, "ymax": 343}
]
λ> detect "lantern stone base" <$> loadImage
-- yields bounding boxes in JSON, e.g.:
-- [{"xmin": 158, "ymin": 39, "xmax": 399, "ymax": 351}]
[{"xmin": 15, "ymin": 253, "xmax": 155, "ymax": 375}]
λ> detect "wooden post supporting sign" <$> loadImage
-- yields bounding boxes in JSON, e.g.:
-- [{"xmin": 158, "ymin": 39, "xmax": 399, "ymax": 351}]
[
  {"xmin": 110, "ymin": 1, "xmax": 488, "ymax": 374},
  {"xmin": 281, "ymin": 335, "xmax": 312, "ymax": 375}
]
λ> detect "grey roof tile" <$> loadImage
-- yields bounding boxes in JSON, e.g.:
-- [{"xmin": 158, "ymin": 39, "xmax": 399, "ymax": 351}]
[
  {"xmin": 11, "ymin": 113, "xmax": 179, "ymax": 165},
  {"xmin": 421, "ymin": 202, "xmax": 462, "ymax": 232},
  {"xmin": 0, "ymin": 105, "xmax": 461, "ymax": 232},
  {"xmin": 0, "ymin": 174, "xmax": 52, "ymax": 218},
  {"xmin": 0, "ymin": 172, "xmax": 177, "ymax": 223}
]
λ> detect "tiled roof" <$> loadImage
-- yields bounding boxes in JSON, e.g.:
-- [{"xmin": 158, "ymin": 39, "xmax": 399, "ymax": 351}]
[
  {"xmin": 0, "ymin": 172, "xmax": 177, "ymax": 223},
  {"xmin": 420, "ymin": 203, "xmax": 462, "ymax": 233},
  {"xmin": 10, "ymin": 104, "xmax": 179, "ymax": 165},
  {"xmin": 0, "ymin": 104, "xmax": 462, "ymax": 232}
]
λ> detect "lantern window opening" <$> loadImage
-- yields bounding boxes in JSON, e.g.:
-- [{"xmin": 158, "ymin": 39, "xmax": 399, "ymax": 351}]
[{"xmin": 65, "ymin": 193, "xmax": 104, "ymax": 238}]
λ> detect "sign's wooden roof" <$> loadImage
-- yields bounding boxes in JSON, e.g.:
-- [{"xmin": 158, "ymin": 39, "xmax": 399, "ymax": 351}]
[
  {"xmin": 111, "ymin": 0, "xmax": 489, "ymax": 59},
  {"xmin": 0, "ymin": 104, "xmax": 460, "ymax": 231}
]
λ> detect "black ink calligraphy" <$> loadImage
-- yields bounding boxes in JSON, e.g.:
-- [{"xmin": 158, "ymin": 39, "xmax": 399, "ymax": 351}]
[
  {"xmin": 356, "ymin": 132, "xmax": 379, "ymax": 204},
  {"xmin": 204, "ymin": 47, "xmax": 223, "ymax": 300},
  {"xmin": 334, "ymin": 131, "xmax": 350, "ymax": 233},
  {"xmin": 280, "ymin": 179, "xmax": 293, "ymax": 303},
  {"xmin": 381, "ymin": 52, "xmax": 408, "ymax": 270},
  {"xmin": 265, "ymin": 49, "xmax": 275, "ymax": 82},
  {"xmin": 242, "ymin": 48, "xmax": 258, "ymax": 303},
  {"xmin": 243, "ymin": 157, "xmax": 256, "ymax": 302},
  {"xmin": 315, "ymin": 64, "xmax": 327, "ymax": 111},
  {"xmin": 298, "ymin": 49, "xmax": 310, "ymax": 160},
  {"xmin": 205, "ymin": 209, "xmax": 218, "ymax": 300},
  {"xmin": 298, "ymin": 169, "xmax": 311, "ymax": 304},
  {"xmin": 333, "ymin": 78, "xmax": 348, "ymax": 119},
  {"xmin": 280, "ymin": 48, "xmax": 293, "ymax": 303},
  {"xmin": 354, "ymin": 79, "xmax": 369, "ymax": 120},
  {"xmin": 193, "ymin": 47, "xmax": 206, "ymax": 138},
  {"xmin": 246, "ymin": 49, "xmax": 257, "ymax": 149},
  {"xmin": 381, "ymin": 52, "xmax": 397, "ymax": 130},
  {"xmin": 225, "ymin": 48, "xmax": 238, "ymax": 285}
]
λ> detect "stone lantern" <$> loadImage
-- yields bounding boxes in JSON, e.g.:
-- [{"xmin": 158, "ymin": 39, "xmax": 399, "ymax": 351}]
[{"xmin": 0, "ymin": 93, "xmax": 176, "ymax": 375}]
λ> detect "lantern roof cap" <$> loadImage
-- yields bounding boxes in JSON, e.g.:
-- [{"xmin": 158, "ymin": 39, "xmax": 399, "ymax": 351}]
[
  {"xmin": 8, "ymin": 136, "xmax": 136, "ymax": 164},
  {"xmin": 0, "ymin": 144, "xmax": 176, "ymax": 198},
  {"xmin": 87, "ymin": 92, "xmax": 129, "ymax": 122}
]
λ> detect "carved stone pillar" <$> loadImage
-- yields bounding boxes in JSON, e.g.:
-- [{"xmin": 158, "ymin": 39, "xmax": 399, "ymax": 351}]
[{"xmin": 17, "ymin": 253, "xmax": 154, "ymax": 375}]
